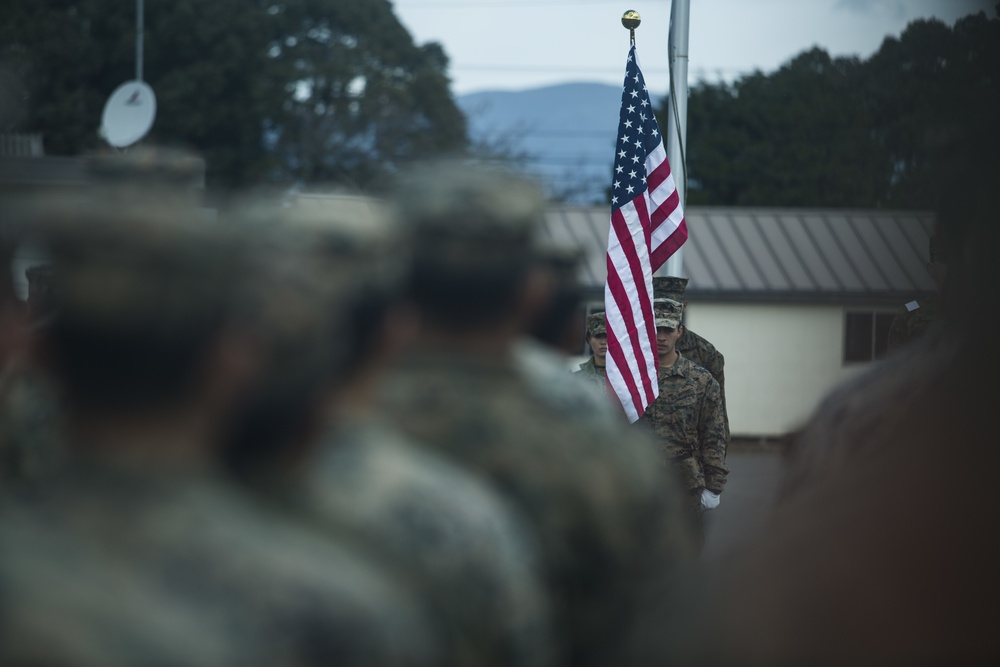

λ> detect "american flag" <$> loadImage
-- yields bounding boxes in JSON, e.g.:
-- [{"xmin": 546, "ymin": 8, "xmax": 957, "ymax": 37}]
[{"xmin": 604, "ymin": 45, "xmax": 687, "ymax": 422}]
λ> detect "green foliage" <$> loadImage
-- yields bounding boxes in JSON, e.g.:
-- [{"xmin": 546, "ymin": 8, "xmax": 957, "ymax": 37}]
[
  {"xmin": 659, "ymin": 9, "xmax": 1000, "ymax": 209},
  {"xmin": 0, "ymin": 0, "xmax": 468, "ymax": 190}
]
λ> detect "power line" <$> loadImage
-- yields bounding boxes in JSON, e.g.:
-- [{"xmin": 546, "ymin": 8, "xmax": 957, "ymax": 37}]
[
  {"xmin": 397, "ymin": 0, "xmax": 662, "ymax": 9},
  {"xmin": 455, "ymin": 64, "xmax": 664, "ymax": 74},
  {"xmin": 452, "ymin": 63, "xmax": 753, "ymax": 77}
]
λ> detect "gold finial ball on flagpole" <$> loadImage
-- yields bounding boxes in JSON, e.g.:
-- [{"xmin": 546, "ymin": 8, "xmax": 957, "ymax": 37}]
[{"xmin": 621, "ymin": 10, "xmax": 641, "ymax": 30}]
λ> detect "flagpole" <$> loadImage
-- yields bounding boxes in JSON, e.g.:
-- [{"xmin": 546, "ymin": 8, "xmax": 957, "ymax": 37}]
[{"xmin": 660, "ymin": 0, "xmax": 690, "ymax": 278}]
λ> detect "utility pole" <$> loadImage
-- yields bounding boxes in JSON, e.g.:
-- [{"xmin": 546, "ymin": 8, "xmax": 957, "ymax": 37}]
[
  {"xmin": 661, "ymin": 0, "xmax": 690, "ymax": 278},
  {"xmin": 136, "ymin": 0, "xmax": 144, "ymax": 82}
]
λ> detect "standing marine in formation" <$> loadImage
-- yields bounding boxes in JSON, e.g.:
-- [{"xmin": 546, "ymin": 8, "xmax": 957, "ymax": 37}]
[
  {"xmin": 572, "ymin": 311, "xmax": 609, "ymax": 394},
  {"xmin": 641, "ymin": 298, "xmax": 728, "ymax": 549},
  {"xmin": 652, "ymin": 276, "xmax": 730, "ymax": 441}
]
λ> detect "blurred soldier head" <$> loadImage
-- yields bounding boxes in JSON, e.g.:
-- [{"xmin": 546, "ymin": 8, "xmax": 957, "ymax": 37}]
[
  {"xmin": 585, "ymin": 312, "xmax": 607, "ymax": 365},
  {"xmin": 220, "ymin": 192, "xmax": 412, "ymax": 478},
  {"xmin": 388, "ymin": 160, "xmax": 549, "ymax": 341},
  {"xmin": 528, "ymin": 247, "xmax": 586, "ymax": 355},
  {"xmin": 653, "ymin": 298, "xmax": 684, "ymax": 362},
  {"xmin": 24, "ymin": 158, "xmax": 251, "ymax": 444}
]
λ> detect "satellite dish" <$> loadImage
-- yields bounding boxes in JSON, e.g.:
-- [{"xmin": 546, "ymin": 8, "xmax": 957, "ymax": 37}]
[{"xmin": 99, "ymin": 80, "xmax": 157, "ymax": 148}]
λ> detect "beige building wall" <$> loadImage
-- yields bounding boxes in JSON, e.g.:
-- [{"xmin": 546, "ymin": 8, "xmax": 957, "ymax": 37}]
[{"xmin": 685, "ymin": 302, "xmax": 869, "ymax": 438}]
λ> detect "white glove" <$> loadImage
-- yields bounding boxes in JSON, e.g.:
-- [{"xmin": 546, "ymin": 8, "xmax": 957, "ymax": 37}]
[{"xmin": 700, "ymin": 489, "xmax": 721, "ymax": 511}]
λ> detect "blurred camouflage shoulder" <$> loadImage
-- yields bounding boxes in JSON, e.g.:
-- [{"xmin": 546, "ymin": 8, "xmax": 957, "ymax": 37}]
[
  {"xmin": 381, "ymin": 352, "xmax": 695, "ymax": 667},
  {"xmin": 780, "ymin": 325, "xmax": 953, "ymax": 498},
  {"xmin": 570, "ymin": 355, "xmax": 608, "ymax": 395},
  {"xmin": 288, "ymin": 417, "xmax": 551, "ymax": 667},
  {"xmin": 0, "ymin": 500, "xmax": 233, "ymax": 666},
  {"xmin": 0, "ymin": 460, "xmax": 438, "ymax": 667},
  {"xmin": 514, "ymin": 338, "xmax": 618, "ymax": 422}
]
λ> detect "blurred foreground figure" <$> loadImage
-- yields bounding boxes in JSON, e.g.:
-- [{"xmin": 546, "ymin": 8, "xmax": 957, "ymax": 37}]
[
  {"xmin": 379, "ymin": 161, "xmax": 695, "ymax": 667},
  {"xmin": 515, "ymin": 247, "xmax": 619, "ymax": 419},
  {"xmin": 221, "ymin": 194, "xmax": 551, "ymax": 667},
  {"xmin": 0, "ymin": 167, "xmax": 435, "ymax": 666},
  {"xmin": 674, "ymin": 142, "xmax": 1000, "ymax": 664}
]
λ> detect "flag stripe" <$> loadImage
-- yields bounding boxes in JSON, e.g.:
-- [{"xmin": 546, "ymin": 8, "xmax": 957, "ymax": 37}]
[
  {"xmin": 607, "ymin": 206, "xmax": 658, "ymax": 406},
  {"xmin": 650, "ymin": 221, "xmax": 688, "ymax": 270},
  {"xmin": 604, "ymin": 327, "xmax": 644, "ymax": 421},
  {"xmin": 646, "ymin": 145, "xmax": 670, "ymax": 191}
]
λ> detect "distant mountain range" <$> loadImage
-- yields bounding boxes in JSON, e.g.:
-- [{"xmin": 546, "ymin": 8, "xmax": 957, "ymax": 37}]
[{"xmin": 457, "ymin": 83, "xmax": 664, "ymax": 204}]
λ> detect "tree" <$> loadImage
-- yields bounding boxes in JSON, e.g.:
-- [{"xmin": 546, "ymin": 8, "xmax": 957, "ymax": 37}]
[
  {"xmin": 660, "ymin": 9, "xmax": 1000, "ymax": 209},
  {"xmin": 672, "ymin": 48, "xmax": 889, "ymax": 208},
  {"xmin": 0, "ymin": 0, "xmax": 468, "ymax": 190},
  {"xmin": 265, "ymin": 0, "xmax": 467, "ymax": 190},
  {"xmin": 860, "ymin": 12, "xmax": 1000, "ymax": 209}
]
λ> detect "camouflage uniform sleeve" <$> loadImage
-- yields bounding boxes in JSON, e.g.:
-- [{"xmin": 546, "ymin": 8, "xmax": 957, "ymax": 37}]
[
  {"xmin": 710, "ymin": 352, "xmax": 730, "ymax": 443},
  {"xmin": 701, "ymin": 346, "xmax": 725, "ymax": 386},
  {"xmin": 697, "ymin": 377, "xmax": 728, "ymax": 494},
  {"xmin": 695, "ymin": 341, "xmax": 729, "ymax": 443}
]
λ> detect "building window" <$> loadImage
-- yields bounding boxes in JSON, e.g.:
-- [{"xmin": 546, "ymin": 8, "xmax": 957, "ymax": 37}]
[{"xmin": 844, "ymin": 311, "xmax": 895, "ymax": 363}]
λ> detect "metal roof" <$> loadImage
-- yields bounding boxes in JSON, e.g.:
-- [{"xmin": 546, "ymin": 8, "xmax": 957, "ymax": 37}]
[{"xmin": 542, "ymin": 206, "xmax": 936, "ymax": 304}]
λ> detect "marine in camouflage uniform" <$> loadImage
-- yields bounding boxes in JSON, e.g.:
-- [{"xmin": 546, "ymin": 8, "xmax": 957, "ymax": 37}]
[
  {"xmin": 219, "ymin": 197, "xmax": 551, "ymax": 667},
  {"xmin": 572, "ymin": 311, "xmax": 609, "ymax": 394},
  {"xmin": 642, "ymin": 298, "xmax": 728, "ymax": 548},
  {"xmin": 0, "ymin": 164, "xmax": 437, "ymax": 667},
  {"xmin": 653, "ymin": 276, "xmax": 730, "ymax": 441},
  {"xmin": 1, "ymin": 459, "xmax": 436, "ymax": 667},
  {"xmin": 292, "ymin": 419, "xmax": 550, "ymax": 667},
  {"xmin": 378, "ymin": 161, "xmax": 696, "ymax": 667},
  {"xmin": 1, "ymin": 147, "xmax": 206, "ymax": 487}
]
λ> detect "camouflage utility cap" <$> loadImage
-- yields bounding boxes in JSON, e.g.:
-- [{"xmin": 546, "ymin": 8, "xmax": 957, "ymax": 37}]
[
  {"xmin": 29, "ymin": 193, "xmax": 241, "ymax": 334},
  {"xmin": 586, "ymin": 312, "xmax": 606, "ymax": 337},
  {"xmin": 653, "ymin": 298, "xmax": 683, "ymax": 329},
  {"xmin": 652, "ymin": 276, "xmax": 688, "ymax": 302},
  {"xmin": 229, "ymin": 191, "xmax": 407, "ymax": 390},
  {"xmin": 390, "ymin": 161, "xmax": 544, "ymax": 274}
]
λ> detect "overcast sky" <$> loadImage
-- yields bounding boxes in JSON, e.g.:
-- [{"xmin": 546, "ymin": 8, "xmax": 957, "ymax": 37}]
[{"xmin": 392, "ymin": 0, "xmax": 994, "ymax": 95}]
